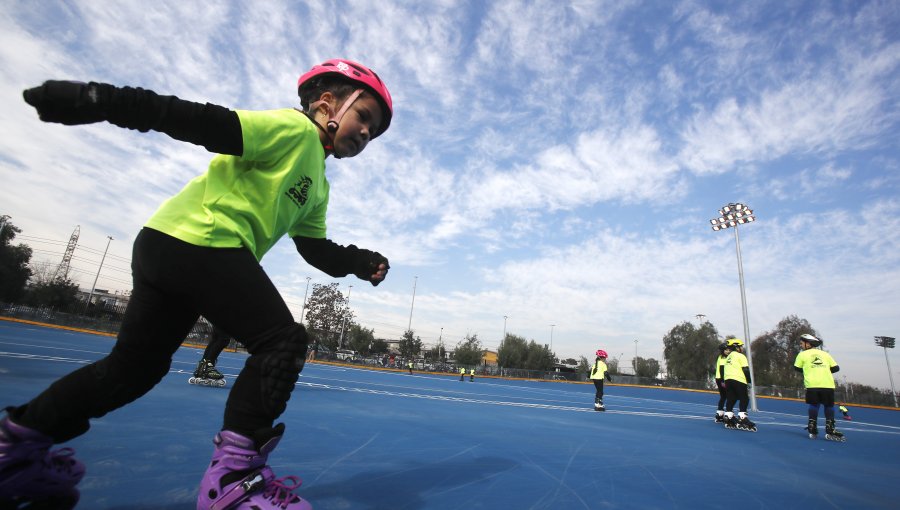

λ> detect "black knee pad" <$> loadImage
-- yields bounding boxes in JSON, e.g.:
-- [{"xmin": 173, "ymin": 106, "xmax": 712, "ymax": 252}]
[{"xmin": 248, "ymin": 324, "xmax": 308, "ymax": 416}]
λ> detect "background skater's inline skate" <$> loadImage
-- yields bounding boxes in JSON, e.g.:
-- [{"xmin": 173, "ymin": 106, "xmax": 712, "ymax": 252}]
[{"xmin": 189, "ymin": 358, "xmax": 226, "ymax": 387}]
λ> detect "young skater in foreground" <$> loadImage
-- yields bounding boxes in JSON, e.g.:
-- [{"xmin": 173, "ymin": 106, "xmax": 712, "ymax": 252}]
[{"xmin": 1, "ymin": 58, "xmax": 393, "ymax": 509}]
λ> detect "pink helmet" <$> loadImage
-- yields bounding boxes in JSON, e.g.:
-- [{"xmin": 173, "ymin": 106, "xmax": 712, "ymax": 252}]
[
  {"xmin": 297, "ymin": 59, "xmax": 393, "ymax": 137},
  {"xmin": 596, "ymin": 350, "xmax": 608, "ymax": 359}
]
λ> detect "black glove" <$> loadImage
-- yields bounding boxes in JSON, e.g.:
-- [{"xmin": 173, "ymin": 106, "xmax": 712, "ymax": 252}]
[
  {"xmin": 353, "ymin": 249, "xmax": 389, "ymax": 286},
  {"xmin": 23, "ymin": 80, "xmax": 114, "ymax": 125}
]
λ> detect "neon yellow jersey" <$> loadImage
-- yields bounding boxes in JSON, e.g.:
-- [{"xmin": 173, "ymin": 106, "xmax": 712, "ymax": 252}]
[
  {"xmin": 145, "ymin": 109, "xmax": 329, "ymax": 261},
  {"xmin": 715, "ymin": 356, "xmax": 727, "ymax": 379},
  {"xmin": 793, "ymin": 348, "xmax": 837, "ymax": 389},
  {"xmin": 590, "ymin": 359, "xmax": 609, "ymax": 380},
  {"xmin": 723, "ymin": 351, "xmax": 748, "ymax": 383}
]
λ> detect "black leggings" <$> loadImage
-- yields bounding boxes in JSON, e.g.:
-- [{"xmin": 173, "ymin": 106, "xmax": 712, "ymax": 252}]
[
  {"xmin": 202, "ymin": 325, "xmax": 232, "ymax": 363},
  {"xmin": 593, "ymin": 379, "xmax": 605, "ymax": 400},
  {"xmin": 725, "ymin": 380, "xmax": 749, "ymax": 413},
  {"xmin": 12, "ymin": 228, "xmax": 307, "ymax": 442},
  {"xmin": 716, "ymin": 379, "xmax": 727, "ymax": 410}
]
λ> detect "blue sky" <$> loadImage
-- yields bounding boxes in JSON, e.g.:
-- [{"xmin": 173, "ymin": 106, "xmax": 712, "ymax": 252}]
[{"xmin": 1, "ymin": 1, "xmax": 899, "ymax": 389}]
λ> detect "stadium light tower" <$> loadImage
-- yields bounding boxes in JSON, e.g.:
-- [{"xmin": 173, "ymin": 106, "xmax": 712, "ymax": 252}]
[
  {"xmin": 710, "ymin": 203, "xmax": 758, "ymax": 411},
  {"xmin": 875, "ymin": 336, "xmax": 897, "ymax": 407}
]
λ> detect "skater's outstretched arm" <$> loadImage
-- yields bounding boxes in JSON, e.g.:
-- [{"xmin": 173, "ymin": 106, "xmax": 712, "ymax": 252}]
[
  {"xmin": 23, "ymin": 80, "xmax": 242, "ymax": 155},
  {"xmin": 293, "ymin": 236, "xmax": 389, "ymax": 286}
]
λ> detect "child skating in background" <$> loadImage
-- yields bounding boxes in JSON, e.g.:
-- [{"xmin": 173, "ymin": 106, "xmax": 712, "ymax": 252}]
[
  {"xmin": 714, "ymin": 342, "xmax": 731, "ymax": 423},
  {"xmin": 794, "ymin": 334, "xmax": 845, "ymax": 441},
  {"xmin": 191, "ymin": 323, "xmax": 232, "ymax": 387},
  {"xmin": 839, "ymin": 404, "xmax": 852, "ymax": 421},
  {"xmin": 589, "ymin": 350, "xmax": 613, "ymax": 411},
  {"xmin": 720, "ymin": 339, "xmax": 756, "ymax": 431},
  {"xmin": 1, "ymin": 58, "xmax": 393, "ymax": 509},
  {"xmin": 469, "ymin": 368, "xmax": 475, "ymax": 382},
  {"xmin": 460, "ymin": 367, "xmax": 466, "ymax": 381}
]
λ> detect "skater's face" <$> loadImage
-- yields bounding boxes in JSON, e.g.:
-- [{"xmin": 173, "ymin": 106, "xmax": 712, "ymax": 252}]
[{"xmin": 332, "ymin": 94, "xmax": 383, "ymax": 158}]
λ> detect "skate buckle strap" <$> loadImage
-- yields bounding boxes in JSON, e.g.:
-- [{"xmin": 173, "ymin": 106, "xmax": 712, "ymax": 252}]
[
  {"xmin": 263, "ymin": 475, "xmax": 304, "ymax": 508},
  {"xmin": 209, "ymin": 468, "xmax": 268, "ymax": 510}
]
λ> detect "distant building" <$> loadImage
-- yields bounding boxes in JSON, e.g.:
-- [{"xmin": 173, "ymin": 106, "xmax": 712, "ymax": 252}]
[
  {"xmin": 482, "ymin": 349, "xmax": 498, "ymax": 366},
  {"xmin": 77, "ymin": 288, "xmax": 130, "ymax": 310}
]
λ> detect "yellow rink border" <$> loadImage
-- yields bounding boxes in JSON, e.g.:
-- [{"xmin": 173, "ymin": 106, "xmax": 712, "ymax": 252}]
[{"xmin": 3, "ymin": 316, "xmax": 897, "ymax": 411}]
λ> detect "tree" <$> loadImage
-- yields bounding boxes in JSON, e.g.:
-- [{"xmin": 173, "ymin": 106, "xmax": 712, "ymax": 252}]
[
  {"xmin": 663, "ymin": 321, "xmax": 721, "ymax": 381},
  {"xmin": 304, "ymin": 283, "xmax": 352, "ymax": 350},
  {"xmin": 427, "ymin": 343, "xmax": 447, "ymax": 363},
  {"xmin": 606, "ymin": 356, "xmax": 620, "ymax": 375},
  {"xmin": 524, "ymin": 340, "xmax": 554, "ymax": 371},
  {"xmin": 398, "ymin": 329, "xmax": 424, "ymax": 359},
  {"xmin": 346, "ymin": 324, "xmax": 375, "ymax": 355},
  {"xmin": 497, "ymin": 334, "xmax": 528, "ymax": 368},
  {"xmin": 24, "ymin": 262, "xmax": 80, "ymax": 310},
  {"xmin": 497, "ymin": 333, "xmax": 554, "ymax": 370},
  {"xmin": 751, "ymin": 315, "xmax": 818, "ymax": 387},
  {"xmin": 577, "ymin": 356, "xmax": 591, "ymax": 378},
  {"xmin": 454, "ymin": 333, "xmax": 483, "ymax": 366},
  {"xmin": 370, "ymin": 338, "xmax": 389, "ymax": 354},
  {"xmin": 634, "ymin": 357, "xmax": 660, "ymax": 379},
  {"xmin": 0, "ymin": 216, "xmax": 33, "ymax": 303}
]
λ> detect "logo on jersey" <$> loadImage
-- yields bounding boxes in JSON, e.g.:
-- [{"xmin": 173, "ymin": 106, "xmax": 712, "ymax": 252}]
[{"xmin": 285, "ymin": 176, "xmax": 312, "ymax": 207}]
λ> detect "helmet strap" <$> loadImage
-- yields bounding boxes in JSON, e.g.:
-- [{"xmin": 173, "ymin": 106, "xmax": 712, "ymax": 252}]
[{"xmin": 306, "ymin": 88, "xmax": 365, "ymax": 158}]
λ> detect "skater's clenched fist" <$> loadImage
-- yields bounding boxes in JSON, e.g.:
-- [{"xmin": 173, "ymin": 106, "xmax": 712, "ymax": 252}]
[{"xmin": 23, "ymin": 80, "xmax": 113, "ymax": 125}]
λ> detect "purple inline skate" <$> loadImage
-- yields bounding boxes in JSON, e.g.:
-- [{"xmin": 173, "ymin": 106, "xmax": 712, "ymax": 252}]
[
  {"xmin": 0, "ymin": 415, "xmax": 85, "ymax": 509},
  {"xmin": 197, "ymin": 423, "xmax": 312, "ymax": 510}
]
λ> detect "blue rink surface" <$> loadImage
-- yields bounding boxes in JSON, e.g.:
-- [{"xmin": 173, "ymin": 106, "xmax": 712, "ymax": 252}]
[{"xmin": 2, "ymin": 321, "xmax": 900, "ymax": 510}]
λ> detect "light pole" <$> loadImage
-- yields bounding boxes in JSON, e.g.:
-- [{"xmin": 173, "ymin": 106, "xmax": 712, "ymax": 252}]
[
  {"xmin": 407, "ymin": 276, "xmax": 418, "ymax": 333},
  {"xmin": 550, "ymin": 324, "xmax": 555, "ymax": 352},
  {"xmin": 695, "ymin": 313, "xmax": 706, "ymax": 324},
  {"xmin": 875, "ymin": 336, "xmax": 897, "ymax": 407},
  {"xmin": 83, "ymin": 236, "xmax": 113, "ymax": 315},
  {"xmin": 439, "ymin": 327, "xmax": 444, "ymax": 362},
  {"xmin": 710, "ymin": 202, "xmax": 758, "ymax": 411},
  {"xmin": 338, "ymin": 285, "xmax": 352, "ymax": 349},
  {"xmin": 633, "ymin": 339, "xmax": 638, "ymax": 375},
  {"xmin": 300, "ymin": 276, "xmax": 312, "ymax": 324},
  {"xmin": 503, "ymin": 315, "xmax": 508, "ymax": 342}
]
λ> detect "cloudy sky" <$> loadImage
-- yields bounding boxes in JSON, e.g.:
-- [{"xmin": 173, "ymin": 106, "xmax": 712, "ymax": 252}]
[{"xmin": 2, "ymin": 1, "xmax": 898, "ymax": 389}]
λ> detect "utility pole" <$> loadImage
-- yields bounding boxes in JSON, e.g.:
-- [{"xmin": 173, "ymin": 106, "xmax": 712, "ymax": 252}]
[{"xmin": 83, "ymin": 236, "xmax": 113, "ymax": 315}]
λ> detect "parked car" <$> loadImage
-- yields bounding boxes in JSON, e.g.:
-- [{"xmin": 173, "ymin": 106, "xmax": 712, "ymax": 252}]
[{"xmin": 335, "ymin": 349, "xmax": 358, "ymax": 361}]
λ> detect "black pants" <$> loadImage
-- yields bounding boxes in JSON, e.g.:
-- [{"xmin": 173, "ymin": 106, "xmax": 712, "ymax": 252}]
[
  {"xmin": 11, "ymin": 228, "xmax": 306, "ymax": 442},
  {"xmin": 725, "ymin": 380, "xmax": 749, "ymax": 413},
  {"xmin": 593, "ymin": 379, "xmax": 605, "ymax": 400},
  {"xmin": 202, "ymin": 325, "xmax": 232, "ymax": 363},
  {"xmin": 716, "ymin": 379, "xmax": 727, "ymax": 410}
]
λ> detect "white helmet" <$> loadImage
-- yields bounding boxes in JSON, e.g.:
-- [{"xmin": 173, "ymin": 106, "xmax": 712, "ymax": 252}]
[{"xmin": 800, "ymin": 333, "xmax": 822, "ymax": 346}]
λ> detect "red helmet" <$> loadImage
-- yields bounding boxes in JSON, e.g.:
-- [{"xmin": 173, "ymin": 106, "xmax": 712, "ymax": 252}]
[
  {"xmin": 596, "ymin": 349, "xmax": 608, "ymax": 359},
  {"xmin": 297, "ymin": 59, "xmax": 393, "ymax": 137}
]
